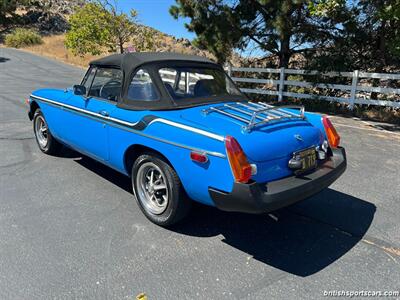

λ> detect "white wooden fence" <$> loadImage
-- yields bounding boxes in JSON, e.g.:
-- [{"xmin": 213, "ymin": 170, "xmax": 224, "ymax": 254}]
[{"xmin": 227, "ymin": 66, "xmax": 400, "ymax": 109}]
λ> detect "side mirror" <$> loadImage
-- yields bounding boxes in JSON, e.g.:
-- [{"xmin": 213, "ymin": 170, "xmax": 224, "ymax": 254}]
[{"xmin": 73, "ymin": 85, "xmax": 86, "ymax": 96}]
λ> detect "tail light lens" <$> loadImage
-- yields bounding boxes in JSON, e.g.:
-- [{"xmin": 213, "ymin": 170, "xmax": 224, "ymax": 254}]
[
  {"xmin": 225, "ymin": 136, "xmax": 252, "ymax": 183},
  {"xmin": 322, "ymin": 116, "xmax": 340, "ymax": 148}
]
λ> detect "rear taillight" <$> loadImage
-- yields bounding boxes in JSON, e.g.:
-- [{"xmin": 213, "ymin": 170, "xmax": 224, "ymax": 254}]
[
  {"xmin": 225, "ymin": 136, "xmax": 252, "ymax": 183},
  {"xmin": 322, "ymin": 116, "xmax": 340, "ymax": 148}
]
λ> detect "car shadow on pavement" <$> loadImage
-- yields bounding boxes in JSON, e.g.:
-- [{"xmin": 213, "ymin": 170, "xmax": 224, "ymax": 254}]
[
  {"xmin": 69, "ymin": 149, "xmax": 376, "ymax": 277},
  {"xmin": 0, "ymin": 57, "xmax": 10, "ymax": 63},
  {"xmin": 369, "ymin": 123, "xmax": 400, "ymax": 132},
  {"xmin": 172, "ymin": 188, "xmax": 376, "ymax": 277},
  {"xmin": 68, "ymin": 149, "xmax": 132, "ymax": 192}
]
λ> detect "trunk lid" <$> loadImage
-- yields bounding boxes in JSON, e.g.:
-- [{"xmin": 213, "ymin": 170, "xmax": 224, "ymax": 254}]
[{"xmin": 179, "ymin": 102, "xmax": 323, "ymax": 162}]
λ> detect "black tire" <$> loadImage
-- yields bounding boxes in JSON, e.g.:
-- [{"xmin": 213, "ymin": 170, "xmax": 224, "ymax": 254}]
[
  {"xmin": 132, "ymin": 153, "xmax": 191, "ymax": 226},
  {"xmin": 33, "ymin": 109, "xmax": 61, "ymax": 155}
]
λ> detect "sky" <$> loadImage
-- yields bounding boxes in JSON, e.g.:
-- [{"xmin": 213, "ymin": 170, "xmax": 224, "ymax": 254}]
[{"xmin": 118, "ymin": 0, "xmax": 195, "ymax": 40}]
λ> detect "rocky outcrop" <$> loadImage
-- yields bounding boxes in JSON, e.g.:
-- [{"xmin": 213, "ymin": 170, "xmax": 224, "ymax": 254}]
[
  {"xmin": 35, "ymin": 0, "xmax": 85, "ymax": 15},
  {"xmin": 24, "ymin": 11, "xmax": 69, "ymax": 33},
  {"xmin": 23, "ymin": 0, "xmax": 84, "ymax": 33}
]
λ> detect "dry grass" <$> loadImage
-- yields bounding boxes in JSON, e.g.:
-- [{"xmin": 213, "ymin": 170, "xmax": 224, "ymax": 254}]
[
  {"xmin": 21, "ymin": 34, "xmax": 100, "ymax": 68},
  {"xmin": 9, "ymin": 33, "xmax": 213, "ymax": 68}
]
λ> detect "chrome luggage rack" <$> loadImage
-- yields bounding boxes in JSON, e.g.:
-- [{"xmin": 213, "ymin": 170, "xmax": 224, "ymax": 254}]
[{"xmin": 202, "ymin": 102, "xmax": 305, "ymax": 133}]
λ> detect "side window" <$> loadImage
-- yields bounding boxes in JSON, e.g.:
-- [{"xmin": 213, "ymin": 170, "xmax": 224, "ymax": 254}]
[
  {"xmin": 82, "ymin": 67, "xmax": 96, "ymax": 91},
  {"xmin": 88, "ymin": 67, "xmax": 122, "ymax": 101},
  {"xmin": 127, "ymin": 69, "xmax": 158, "ymax": 101}
]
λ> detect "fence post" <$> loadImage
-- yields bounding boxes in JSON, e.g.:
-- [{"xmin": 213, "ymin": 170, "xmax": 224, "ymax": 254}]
[
  {"xmin": 227, "ymin": 63, "xmax": 232, "ymax": 77},
  {"xmin": 349, "ymin": 70, "xmax": 359, "ymax": 110},
  {"xmin": 278, "ymin": 67, "xmax": 285, "ymax": 102}
]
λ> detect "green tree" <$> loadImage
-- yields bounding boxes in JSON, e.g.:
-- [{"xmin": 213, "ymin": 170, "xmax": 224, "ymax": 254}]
[
  {"xmin": 362, "ymin": 0, "xmax": 400, "ymax": 68},
  {"xmin": 381, "ymin": 1, "xmax": 400, "ymax": 57},
  {"xmin": 307, "ymin": 0, "xmax": 400, "ymax": 72},
  {"xmin": 133, "ymin": 26, "xmax": 160, "ymax": 52},
  {"xmin": 65, "ymin": 1, "xmax": 139, "ymax": 56},
  {"xmin": 170, "ymin": 0, "xmax": 348, "ymax": 66}
]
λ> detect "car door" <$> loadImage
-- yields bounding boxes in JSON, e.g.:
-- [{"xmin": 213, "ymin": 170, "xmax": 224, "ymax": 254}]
[
  {"xmin": 108, "ymin": 68, "xmax": 161, "ymax": 171},
  {"xmin": 62, "ymin": 66, "xmax": 122, "ymax": 161}
]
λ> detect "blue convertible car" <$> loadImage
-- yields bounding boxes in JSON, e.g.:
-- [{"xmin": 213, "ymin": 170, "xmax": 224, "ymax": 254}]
[{"xmin": 28, "ymin": 52, "xmax": 346, "ymax": 226}]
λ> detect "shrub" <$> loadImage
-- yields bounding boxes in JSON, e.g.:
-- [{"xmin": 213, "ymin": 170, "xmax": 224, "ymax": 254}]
[{"xmin": 5, "ymin": 28, "xmax": 43, "ymax": 48}]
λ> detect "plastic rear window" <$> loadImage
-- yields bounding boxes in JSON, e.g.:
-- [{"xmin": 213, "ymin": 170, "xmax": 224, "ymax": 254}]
[{"xmin": 158, "ymin": 67, "xmax": 242, "ymax": 101}]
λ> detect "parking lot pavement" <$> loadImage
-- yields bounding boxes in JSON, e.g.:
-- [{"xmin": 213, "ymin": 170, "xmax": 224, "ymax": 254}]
[{"xmin": 1, "ymin": 47, "xmax": 399, "ymax": 299}]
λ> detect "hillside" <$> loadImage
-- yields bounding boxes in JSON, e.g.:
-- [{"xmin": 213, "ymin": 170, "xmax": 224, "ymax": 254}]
[
  {"xmin": 19, "ymin": 32, "xmax": 217, "ymax": 68},
  {"xmin": 1, "ymin": 0, "xmax": 219, "ymax": 67}
]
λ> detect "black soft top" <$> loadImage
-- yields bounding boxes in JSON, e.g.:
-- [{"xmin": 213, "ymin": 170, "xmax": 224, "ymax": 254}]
[
  {"xmin": 90, "ymin": 52, "xmax": 215, "ymax": 70},
  {"xmin": 87, "ymin": 52, "xmax": 246, "ymax": 110}
]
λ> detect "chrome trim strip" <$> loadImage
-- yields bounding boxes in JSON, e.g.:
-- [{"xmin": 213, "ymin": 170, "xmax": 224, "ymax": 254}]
[
  {"xmin": 31, "ymin": 95, "xmax": 119, "ymax": 122},
  {"xmin": 111, "ymin": 122, "xmax": 226, "ymax": 158},
  {"xmin": 30, "ymin": 95, "xmax": 226, "ymax": 158}
]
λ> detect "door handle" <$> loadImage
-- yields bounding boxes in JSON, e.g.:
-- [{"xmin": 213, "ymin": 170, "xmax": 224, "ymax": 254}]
[{"xmin": 98, "ymin": 110, "xmax": 109, "ymax": 117}]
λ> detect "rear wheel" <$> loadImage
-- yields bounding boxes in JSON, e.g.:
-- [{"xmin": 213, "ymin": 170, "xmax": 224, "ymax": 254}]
[
  {"xmin": 33, "ymin": 109, "xmax": 61, "ymax": 155},
  {"xmin": 132, "ymin": 153, "xmax": 191, "ymax": 226}
]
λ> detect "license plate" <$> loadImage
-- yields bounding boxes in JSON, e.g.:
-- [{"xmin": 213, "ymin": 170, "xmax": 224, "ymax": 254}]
[{"xmin": 294, "ymin": 148, "xmax": 317, "ymax": 174}]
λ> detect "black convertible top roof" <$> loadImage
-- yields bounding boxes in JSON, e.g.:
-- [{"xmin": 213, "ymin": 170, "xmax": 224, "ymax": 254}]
[
  {"xmin": 90, "ymin": 52, "xmax": 215, "ymax": 70},
  {"xmin": 85, "ymin": 52, "xmax": 246, "ymax": 110}
]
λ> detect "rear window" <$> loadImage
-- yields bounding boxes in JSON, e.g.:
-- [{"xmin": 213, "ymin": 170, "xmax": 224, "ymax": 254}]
[{"xmin": 158, "ymin": 67, "xmax": 242, "ymax": 101}]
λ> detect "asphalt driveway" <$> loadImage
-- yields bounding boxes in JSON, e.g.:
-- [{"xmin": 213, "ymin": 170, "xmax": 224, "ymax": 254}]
[{"xmin": 0, "ymin": 47, "xmax": 399, "ymax": 299}]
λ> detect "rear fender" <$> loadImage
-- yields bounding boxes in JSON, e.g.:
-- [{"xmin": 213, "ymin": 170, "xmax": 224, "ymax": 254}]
[
  {"xmin": 111, "ymin": 126, "xmax": 233, "ymax": 206},
  {"xmin": 304, "ymin": 112, "xmax": 326, "ymax": 140}
]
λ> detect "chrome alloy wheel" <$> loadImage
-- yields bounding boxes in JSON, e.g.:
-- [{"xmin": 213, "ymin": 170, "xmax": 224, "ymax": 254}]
[
  {"xmin": 136, "ymin": 162, "xmax": 169, "ymax": 215},
  {"xmin": 34, "ymin": 115, "xmax": 48, "ymax": 148}
]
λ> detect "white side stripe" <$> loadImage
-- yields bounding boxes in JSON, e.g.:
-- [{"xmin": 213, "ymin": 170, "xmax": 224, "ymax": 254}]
[
  {"xmin": 30, "ymin": 95, "xmax": 225, "ymax": 142},
  {"xmin": 148, "ymin": 119, "xmax": 225, "ymax": 141},
  {"xmin": 31, "ymin": 94, "xmax": 125, "ymax": 122}
]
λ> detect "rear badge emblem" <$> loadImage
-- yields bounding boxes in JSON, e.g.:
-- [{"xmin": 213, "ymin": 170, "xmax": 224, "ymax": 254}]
[{"xmin": 294, "ymin": 134, "xmax": 303, "ymax": 141}]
